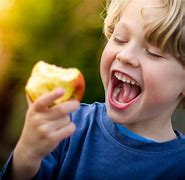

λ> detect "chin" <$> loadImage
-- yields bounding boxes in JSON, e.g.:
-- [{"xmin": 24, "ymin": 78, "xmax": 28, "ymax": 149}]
[
  {"xmin": 105, "ymin": 93, "xmax": 141, "ymax": 125},
  {"xmin": 105, "ymin": 95, "xmax": 126, "ymax": 124}
]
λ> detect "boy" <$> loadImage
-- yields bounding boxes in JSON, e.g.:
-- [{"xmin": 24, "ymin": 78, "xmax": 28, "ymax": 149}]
[{"xmin": 1, "ymin": 0, "xmax": 185, "ymax": 179}]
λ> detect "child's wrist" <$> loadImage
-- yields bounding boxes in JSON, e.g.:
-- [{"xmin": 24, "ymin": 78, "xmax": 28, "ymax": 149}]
[
  {"xmin": 14, "ymin": 140, "xmax": 42, "ymax": 163},
  {"xmin": 12, "ymin": 142, "xmax": 41, "ymax": 179}
]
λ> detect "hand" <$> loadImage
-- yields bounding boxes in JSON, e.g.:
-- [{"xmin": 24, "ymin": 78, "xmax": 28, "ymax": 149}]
[{"xmin": 12, "ymin": 88, "xmax": 80, "ymax": 179}]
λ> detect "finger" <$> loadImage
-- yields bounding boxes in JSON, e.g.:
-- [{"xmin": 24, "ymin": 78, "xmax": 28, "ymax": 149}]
[
  {"xmin": 49, "ymin": 100, "xmax": 80, "ymax": 119},
  {"xmin": 34, "ymin": 88, "xmax": 64, "ymax": 111},
  {"xmin": 38, "ymin": 116, "xmax": 71, "ymax": 132},
  {"xmin": 51, "ymin": 122, "xmax": 76, "ymax": 142}
]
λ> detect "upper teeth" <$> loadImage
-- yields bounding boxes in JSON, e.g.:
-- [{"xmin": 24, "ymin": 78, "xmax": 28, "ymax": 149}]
[{"xmin": 114, "ymin": 72, "xmax": 139, "ymax": 86}]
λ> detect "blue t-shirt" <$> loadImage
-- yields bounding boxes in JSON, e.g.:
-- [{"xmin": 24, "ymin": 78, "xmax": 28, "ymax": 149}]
[
  {"xmin": 115, "ymin": 124, "xmax": 156, "ymax": 143},
  {"xmin": 1, "ymin": 102, "xmax": 185, "ymax": 179}
]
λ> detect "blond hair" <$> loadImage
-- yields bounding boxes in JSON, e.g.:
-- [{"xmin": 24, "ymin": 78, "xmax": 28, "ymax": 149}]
[{"xmin": 103, "ymin": 0, "xmax": 185, "ymax": 108}]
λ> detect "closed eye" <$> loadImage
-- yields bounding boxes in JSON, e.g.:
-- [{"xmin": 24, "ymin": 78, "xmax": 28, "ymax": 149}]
[
  {"xmin": 146, "ymin": 49, "xmax": 164, "ymax": 59},
  {"xmin": 113, "ymin": 35, "xmax": 128, "ymax": 44}
]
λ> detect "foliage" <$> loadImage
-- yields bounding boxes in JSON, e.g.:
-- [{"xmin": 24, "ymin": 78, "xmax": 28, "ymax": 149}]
[
  {"xmin": 0, "ymin": 0, "xmax": 106, "ymax": 168},
  {"xmin": 0, "ymin": 0, "xmax": 105, "ymax": 100}
]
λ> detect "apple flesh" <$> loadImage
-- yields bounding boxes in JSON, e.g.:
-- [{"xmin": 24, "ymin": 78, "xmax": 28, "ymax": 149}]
[{"xmin": 25, "ymin": 61, "xmax": 85, "ymax": 104}]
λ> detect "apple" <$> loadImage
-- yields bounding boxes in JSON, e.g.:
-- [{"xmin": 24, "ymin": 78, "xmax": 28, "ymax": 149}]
[{"xmin": 25, "ymin": 61, "xmax": 85, "ymax": 104}]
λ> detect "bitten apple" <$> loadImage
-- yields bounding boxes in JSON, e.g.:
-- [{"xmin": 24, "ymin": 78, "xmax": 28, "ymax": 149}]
[{"xmin": 25, "ymin": 61, "xmax": 85, "ymax": 104}]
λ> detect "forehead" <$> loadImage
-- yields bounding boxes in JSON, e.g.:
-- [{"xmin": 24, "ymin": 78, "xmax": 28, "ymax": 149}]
[{"xmin": 120, "ymin": 0, "xmax": 165, "ymax": 26}]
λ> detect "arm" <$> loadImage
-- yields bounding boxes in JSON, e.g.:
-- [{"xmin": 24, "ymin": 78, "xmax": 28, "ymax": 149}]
[{"xmin": 10, "ymin": 88, "xmax": 79, "ymax": 179}]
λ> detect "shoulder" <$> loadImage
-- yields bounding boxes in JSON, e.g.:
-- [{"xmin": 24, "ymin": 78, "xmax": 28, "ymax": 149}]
[
  {"xmin": 70, "ymin": 102, "xmax": 105, "ymax": 127},
  {"xmin": 72, "ymin": 102, "xmax": 105, "ymax": 116}
]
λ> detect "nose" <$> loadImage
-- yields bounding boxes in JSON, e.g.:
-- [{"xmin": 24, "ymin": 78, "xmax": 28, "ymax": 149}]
[{"xmin": 116, "ymin": 48, "xmax": 140, "ymax": 67}]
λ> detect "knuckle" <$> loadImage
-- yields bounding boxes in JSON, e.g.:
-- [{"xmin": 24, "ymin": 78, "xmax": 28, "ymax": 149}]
[
  {"xmin": 31, "ymin": 118, "xmax": 40, "ymax": 128},
  {"xmin": 58, "ymin": 117, "xmax": 71, "ymax": 128},
  {"xmin": 62, "ymin": 123, "xmax": 75, "ymax": 138},
  {"xmin": 37, "ymin": 125, "xmax": 58, "ymax": 145},
  {"xmin": 58, "ymin": 106, "xmax": 66, "ymax": 116},
  {"xmin": 35, "ymin": 100, "xmax": 45, "ymax": 110},
  {"xmin": 26, "ymin": 111, "xmax": 40, "ymax": 126},
  {"xmin": 38, "ymin": 124, "xmax": 50, "ymax": 138}
]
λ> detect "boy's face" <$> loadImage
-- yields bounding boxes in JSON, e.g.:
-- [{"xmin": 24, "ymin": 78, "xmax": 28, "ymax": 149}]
[{"xmin": 100, "ymin": 0, "xmax": 185, "ymax": 127}]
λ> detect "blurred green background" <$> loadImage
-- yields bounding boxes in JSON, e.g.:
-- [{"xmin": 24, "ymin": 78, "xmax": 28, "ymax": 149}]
[{"xmin": 0, "ymin": 0, "xmax": 185, "ymax": 169}]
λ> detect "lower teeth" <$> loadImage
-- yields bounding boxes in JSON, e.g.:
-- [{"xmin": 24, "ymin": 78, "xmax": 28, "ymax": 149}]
[
  {"xmin": 116, "ymin": 100, "xmax": 125, "ymax": 105},
  {"xmin": 112, "ymin": 94, "xmax": 125, "ymax": 105},
  {"xmin": 112, "ymin": 87, "xmax": 125, "ymax": 104},
  {"xmin": 113, "ymin": 87, "xmax": 121, "ymax": 98}
]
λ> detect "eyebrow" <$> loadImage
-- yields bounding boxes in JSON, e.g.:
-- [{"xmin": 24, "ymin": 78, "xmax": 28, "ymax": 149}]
[{"xmin": 115, "ymin": 21, "xmax": 131, "ymax": 32}]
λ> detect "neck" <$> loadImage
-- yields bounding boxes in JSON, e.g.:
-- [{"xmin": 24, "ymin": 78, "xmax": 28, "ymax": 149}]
[{"xmin": 123, "ymin": 119, "xmax": 176, "ymax": 142}]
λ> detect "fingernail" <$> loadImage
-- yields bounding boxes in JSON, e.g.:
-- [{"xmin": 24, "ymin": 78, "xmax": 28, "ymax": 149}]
[{"xmin": 55, "ymin": 88, "xmax": 64, "ymax": 95}]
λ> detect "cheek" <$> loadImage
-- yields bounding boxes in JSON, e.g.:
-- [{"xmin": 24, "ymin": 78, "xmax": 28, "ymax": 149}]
[
  {"xmin": 144, "ymin": 76, "xmax": 163, "ymax": 103},
  {"xmin": 143, "ymin": 69, "xmax": 182, "ymax": 107},
  {"xmin": 100, "ymin": 44, "xmax": 116, "ymax": 87}
]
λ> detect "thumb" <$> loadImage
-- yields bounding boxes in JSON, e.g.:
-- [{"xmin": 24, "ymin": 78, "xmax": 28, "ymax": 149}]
[{"xmin": 26, "ymin": 94, "xmax": 33, "ymax": 107}]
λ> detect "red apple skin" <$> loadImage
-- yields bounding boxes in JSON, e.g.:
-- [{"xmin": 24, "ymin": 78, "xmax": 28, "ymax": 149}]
[
  {"xmin": 72, "ymin": 72, "xmax": 85, "ymax": 101},
  {"xmin": 25, "ymin": 61, "xmax": 85, "ymax": 104}
]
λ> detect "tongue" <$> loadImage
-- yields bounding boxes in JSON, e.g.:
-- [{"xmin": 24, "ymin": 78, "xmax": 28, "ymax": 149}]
[{"xmin": 119, "ymin": 83, "xmax": 140, "ymax": 103}]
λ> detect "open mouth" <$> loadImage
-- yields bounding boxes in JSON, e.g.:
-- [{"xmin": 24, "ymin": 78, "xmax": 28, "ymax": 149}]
[{"xmin": 109, "ymin": 70, "xmax": 142, "ymax": 109}]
